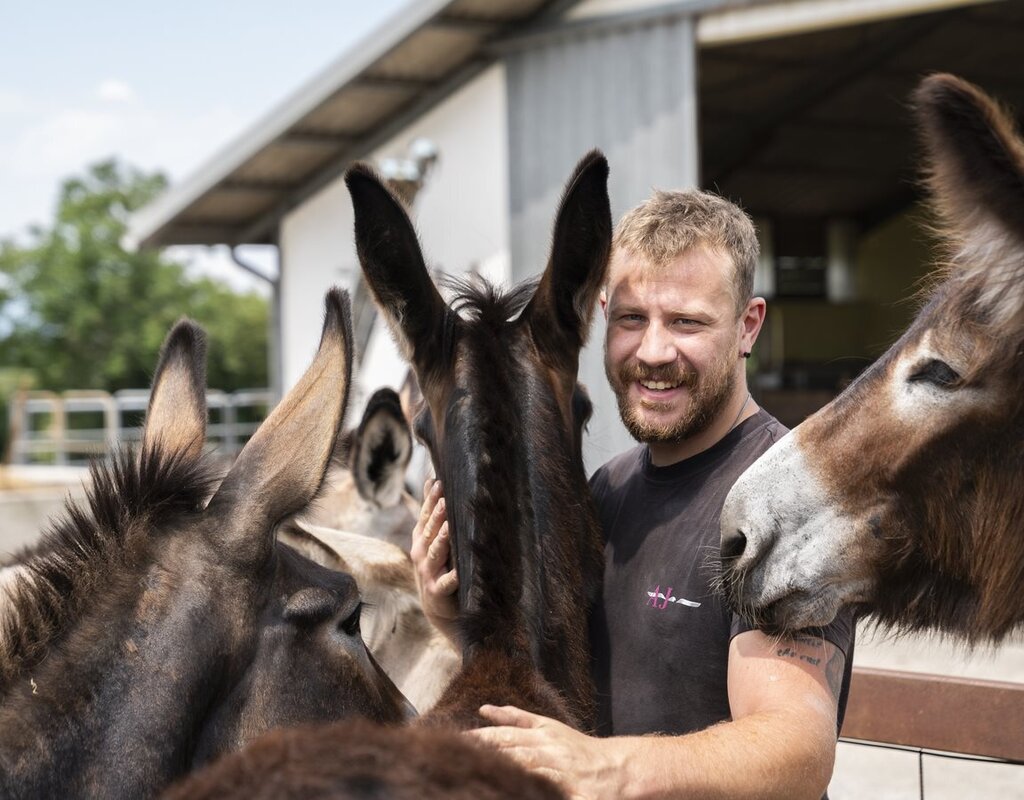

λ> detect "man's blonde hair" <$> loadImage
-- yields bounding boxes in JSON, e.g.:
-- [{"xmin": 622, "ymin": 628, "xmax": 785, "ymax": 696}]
[{"xmin": 613, "ymin": 189, "xmax": 759, "ymax": 316}]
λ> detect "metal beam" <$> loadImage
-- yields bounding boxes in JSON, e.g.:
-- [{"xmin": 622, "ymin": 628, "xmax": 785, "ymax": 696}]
[
  {"xmin": 279, "ymin": 131, "xmax": 356, "ymax": 147},
  {"xmin": 355, "ymin": 75, "xmax": 437, "ymax": 92},
  {"xmin": 431, "ymin": 14, "xmax": 504, "ymax": 34},
  {"xmin": 221, "ymin": 178, "xmax": 299, "ymax": 193},
  {"xmin": 488, "ymin": 0, "xmax": 766, "ymax": 55}
]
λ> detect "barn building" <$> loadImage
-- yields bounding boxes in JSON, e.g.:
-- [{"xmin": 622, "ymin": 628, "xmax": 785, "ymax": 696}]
[{"xmin": 129, "ymin": 0, "xmax": 1024, "ymax": 471}]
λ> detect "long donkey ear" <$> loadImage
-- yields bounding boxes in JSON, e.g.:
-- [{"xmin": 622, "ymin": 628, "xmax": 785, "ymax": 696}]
[
  {"xmin": 206, "ymin": 289, "xmax": 353, "ymax": 561},
  {"xmin": 350, "ymin": 388, "xmax": 412, "ymax": 508},
  {"xmin": 915, "ymin": 73, "xmax": 1024, "ymax": 322},
  {"xmin": 142, "ymin": 319, "xmax": 207, "ymax": 461},
  {"xmin": 524, "ymin": 150, "xmax": 612, "ymax": 361},
  {"xmin": 345, "ymin": 164, "xmax": 450, "ymax": 373}
]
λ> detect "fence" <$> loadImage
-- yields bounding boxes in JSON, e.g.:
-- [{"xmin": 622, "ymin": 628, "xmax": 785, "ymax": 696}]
[
  {"xmin": 839, "ymin": 667, "xmax": 1024, "ymax": 798},
  {"xmin": 7, "ymin": 389, "xmax": 273, "ymax": 465}
]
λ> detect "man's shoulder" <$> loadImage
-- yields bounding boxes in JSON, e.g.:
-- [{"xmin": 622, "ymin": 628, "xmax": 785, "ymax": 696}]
[
  {"xmin": 590, "ymin": 445, "xmax": 645, "ymax": 494},
  {"xmin": 737, "ymin": 409, "xmax": 789, "ymax": 459}
]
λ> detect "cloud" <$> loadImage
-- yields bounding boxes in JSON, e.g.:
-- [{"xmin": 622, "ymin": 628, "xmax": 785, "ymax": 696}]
[
  {"xmin": 0, "ymin": 88, "xmax": 34, "ymax": 116},
  {"xmin": 96, "ymin": 79, "xmax": 136, "ymax": 104},
  {"xmin": 0, "ymin": 97, "xmax": 249, "ymax": 237}
]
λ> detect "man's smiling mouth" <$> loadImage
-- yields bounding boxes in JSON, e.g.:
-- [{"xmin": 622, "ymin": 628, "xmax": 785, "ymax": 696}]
[{"xmin": 640, "ymin": 380, "xmax": 682, "ymax": 391}]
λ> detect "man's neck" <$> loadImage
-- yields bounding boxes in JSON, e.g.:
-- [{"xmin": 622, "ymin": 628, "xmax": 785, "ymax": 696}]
[{"xmin": 647, "ymin": 388, "xmax": 759, "ymax": 467}]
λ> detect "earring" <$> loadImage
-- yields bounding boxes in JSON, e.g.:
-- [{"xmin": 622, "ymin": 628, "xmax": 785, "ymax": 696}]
[{"xmin": 741, "ymin": 351, "xmax": 751, "ymax": 359}]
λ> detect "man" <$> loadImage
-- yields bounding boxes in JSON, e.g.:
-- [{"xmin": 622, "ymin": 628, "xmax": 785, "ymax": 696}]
[{"xmin": 413, "ymin": 189, "xmax": 854, "ymax": 799}]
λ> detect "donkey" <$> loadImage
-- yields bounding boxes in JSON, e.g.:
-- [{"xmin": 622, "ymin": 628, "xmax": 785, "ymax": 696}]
[
  {"xmin": 720, "ymin": 74, "xmax": 1024, "ymax": 645},
  {"xmin": 163, "ymin": 150, "xmax": 611, "ymax": 798},
  {"xmin": 0, "ymin": 290, "xmax": 411, "ymax": 799},
  {"xmin": 279, "ymin": 519, "xmax": 458, "ymax": 711},
  {"xmin": 302, "ymin": 386, "xmax": 420, "ymax": 552}
]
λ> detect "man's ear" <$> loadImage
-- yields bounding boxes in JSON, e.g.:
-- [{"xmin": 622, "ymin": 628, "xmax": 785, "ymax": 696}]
[
  {"xmin": 599, "ymin": 289, "xmax": 609, "ymax": 317},
  {"xmin": 739, "ymin": 297, "xmax": 767, "ymax": 354}
]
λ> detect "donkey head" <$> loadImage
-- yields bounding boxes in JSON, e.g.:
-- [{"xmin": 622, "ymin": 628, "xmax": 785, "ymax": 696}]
[
  {"xmin": 304, "ymin": 387, "xmax": 418, "ymax": 552},
  {"xmin": 0, "ymin": 291, "xmax": 410, "ymax": 799},
  {"xmin": 345, "ymin": 152, "xmax": 610, "ymax": 724},
  {"xmin": 720, "ymin": 74, "xmax": 1024, "ymax": 643}
]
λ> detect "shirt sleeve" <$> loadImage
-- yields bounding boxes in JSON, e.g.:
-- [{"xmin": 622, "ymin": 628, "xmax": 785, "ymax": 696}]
[{"xmin": 729, "ymin": 606, "xmax": 857, "ymax": 662}]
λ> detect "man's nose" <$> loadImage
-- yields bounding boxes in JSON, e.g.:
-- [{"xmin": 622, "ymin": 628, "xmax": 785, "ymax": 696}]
[{"xmin": 636, "ymin": 322, "xmax": 676, "ymax": 366}]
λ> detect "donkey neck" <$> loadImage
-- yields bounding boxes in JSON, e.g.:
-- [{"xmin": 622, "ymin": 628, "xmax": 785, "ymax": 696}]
[{"xmin": 439, "ymin": 337, "xmax": 600, "ymax": 726}]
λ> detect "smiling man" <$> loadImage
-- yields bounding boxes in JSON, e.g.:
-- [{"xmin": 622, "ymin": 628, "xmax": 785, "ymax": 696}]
[{"xmin": 414, "ymin": 189, "xmax": 855, "ymax": 799}]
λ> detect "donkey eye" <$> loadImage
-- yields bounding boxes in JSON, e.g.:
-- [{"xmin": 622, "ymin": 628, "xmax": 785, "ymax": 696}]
[
  {"xmin": 340, "ymin": 602, "xmax": 363, "ymax": 636},
  {"xmin": 909, "ymin": 359, "xmax": 961, "ymax": 387}
]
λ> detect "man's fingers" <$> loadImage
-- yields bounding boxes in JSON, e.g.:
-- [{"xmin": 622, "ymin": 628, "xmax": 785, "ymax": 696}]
[
  {"xmin": 427, "ymin": 521, "xmax": 450, "ymax": 561},
  {"xmin": 424, "ymin": 498, "xmax": 446, "ymax": 546},
  {"xmin": 435, "ymin": 568, "xmax": 459, "ymax": 595},
  {"xmin": 479, "ymin": 704, "xmax": 546, "ymax": 729},
  {"xmin": 466, "ymin": 725, "xmax": 543, "ymax": 750},
  {"xmin": 415, "ymin": 480, "xmax": 443, "ymax": 535}
]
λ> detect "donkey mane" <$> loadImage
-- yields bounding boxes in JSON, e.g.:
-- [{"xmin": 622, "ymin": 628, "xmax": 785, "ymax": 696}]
[
  {"xmin": 0, "ymin": 444, "xmax": 219, "ymax": 693},
  {"xmin": 440, "ymin": 275, "xmax": 600, "ymax": 702},
  {"xmin": 444, "ymin": 275, "xmax": 539, "ymax": 325}
]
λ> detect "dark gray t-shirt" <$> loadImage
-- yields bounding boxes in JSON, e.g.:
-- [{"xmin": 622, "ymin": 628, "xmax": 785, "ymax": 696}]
[{"xmin": 588, "ymin": 409, "xmax": 855, "ymax": 738}]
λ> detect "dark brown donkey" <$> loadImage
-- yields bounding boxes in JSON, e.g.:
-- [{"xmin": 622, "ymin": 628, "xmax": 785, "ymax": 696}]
[
  {"xmin": 720, "ymin": 74, "xmax": 1024, "ymax": 645},
  {"xmin": 165, "ymin": 151, "xmax": 611, "ymax": 799},
  {"xmin": 0, "ymin": 291, "xmax": 410, "ymax": 799}
]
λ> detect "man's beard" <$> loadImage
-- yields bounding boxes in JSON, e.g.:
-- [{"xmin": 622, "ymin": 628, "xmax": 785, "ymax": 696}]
[{"xmin": 606, "ymin": 350, "xmax": 737, "ymax": 444}]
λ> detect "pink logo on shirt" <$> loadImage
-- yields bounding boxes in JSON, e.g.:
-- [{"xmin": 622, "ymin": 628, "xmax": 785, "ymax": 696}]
[{"xmin": 646, "ymin": 584, "xmax": 701, "ymax": 610}]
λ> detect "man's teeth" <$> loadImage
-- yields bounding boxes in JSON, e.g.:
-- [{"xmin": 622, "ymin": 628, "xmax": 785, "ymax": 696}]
[{"xmin": 640, "ymin": 380, "xmax": 680, "ymax": 390}]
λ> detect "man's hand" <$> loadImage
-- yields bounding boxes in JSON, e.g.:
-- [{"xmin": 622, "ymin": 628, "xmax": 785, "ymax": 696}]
[
  {"xmin": 411, "ymin": 478, "xmax": 459, "ymax": 643},
  {"xmin": 468, "ymin": 705, "xmax": 625, "ymax": 800}
]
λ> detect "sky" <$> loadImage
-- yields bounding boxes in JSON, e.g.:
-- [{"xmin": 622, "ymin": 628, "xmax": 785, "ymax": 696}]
[{"xmin": 0, "ymin": 0, "xmax": 407, "ymax": 290}]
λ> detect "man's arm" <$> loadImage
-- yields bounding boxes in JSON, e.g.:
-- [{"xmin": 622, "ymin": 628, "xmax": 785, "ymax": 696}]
[{"xmin": 469, "ymin": 630, "xmax": 845, "ymax": 800}]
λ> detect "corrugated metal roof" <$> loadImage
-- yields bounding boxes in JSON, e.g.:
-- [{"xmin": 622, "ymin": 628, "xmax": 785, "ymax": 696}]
[{"xmin": 130, "ymin": 0, "xmax": 563, "ymax": 248}]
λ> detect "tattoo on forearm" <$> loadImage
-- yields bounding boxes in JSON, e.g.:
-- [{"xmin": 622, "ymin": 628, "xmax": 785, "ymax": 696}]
[{"xmin": 776, "ymin": 635, "xmax": 845, "ymax": 698}]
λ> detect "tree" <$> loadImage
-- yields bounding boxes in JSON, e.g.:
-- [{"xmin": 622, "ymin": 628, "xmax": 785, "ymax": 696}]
[
  {"xmin": 0, "ymin": 159, "xmax": 269, "ymax": 459},
  {"xmin": 0, "ymin": 159, "xmax": 269, "ymax": 392}
]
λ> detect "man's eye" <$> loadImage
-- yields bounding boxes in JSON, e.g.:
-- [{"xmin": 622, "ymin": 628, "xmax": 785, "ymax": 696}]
[{"xmin": 908, "ymin": 359, "xmax": 961, "ymax": 387}]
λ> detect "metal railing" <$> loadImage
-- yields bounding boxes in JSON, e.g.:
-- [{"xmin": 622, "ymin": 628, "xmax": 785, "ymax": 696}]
[{"xmin": 7, "ymin": 388, "xmax": 273, "ymax": 465}]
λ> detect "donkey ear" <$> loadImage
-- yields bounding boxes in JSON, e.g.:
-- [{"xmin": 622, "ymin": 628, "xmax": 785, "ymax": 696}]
[
  {"xmin": 142, "ymin": 319, "xmax": 207, "ymax": 461},
  {"xmin": 915, "ymin": 74, "xmax": 1024, "ymax": 321},
  {"xmin": 351, "ymin": 388, "xmax": 412, "ymax": 509},
  {"xmin": 525, "ymin": 150, "xmax": 612, "ymax": 359},
  {"xmin": 345, "ymin": 164, "xmax": 449, "ymax": 371},
  {"xmin": 206, "ymin": 289, "xmax": 353, "ymax": 560}
]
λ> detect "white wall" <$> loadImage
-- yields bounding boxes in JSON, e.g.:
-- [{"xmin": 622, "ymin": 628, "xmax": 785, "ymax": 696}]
[
  {"xmin": 279, "ymin": 177, "xmax": 359, "ymax": 394},
  {"xmin": 279, "ymin": 64, "xmax": 510, "ymax": 404}
]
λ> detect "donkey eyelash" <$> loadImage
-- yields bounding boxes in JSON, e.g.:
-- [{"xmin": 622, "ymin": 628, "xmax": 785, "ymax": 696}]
[
  {"xmin": 340, "ymin": 601, "xmax": 363, "ymax": 635},
  {"xmin": 908, "ymin": 359, "xmax": 961, "ymax": 387}
]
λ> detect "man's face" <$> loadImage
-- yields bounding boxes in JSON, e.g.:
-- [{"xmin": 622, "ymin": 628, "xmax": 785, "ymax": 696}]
[{"xmin": 603, "ymin": 245, "xmax": 742, "ymax": 444}]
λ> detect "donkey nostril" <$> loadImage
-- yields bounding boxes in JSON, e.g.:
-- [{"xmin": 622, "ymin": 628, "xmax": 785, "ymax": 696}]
[{"xmin": 720, "ymin": 529, "xmax": 747, "ymax": 562}]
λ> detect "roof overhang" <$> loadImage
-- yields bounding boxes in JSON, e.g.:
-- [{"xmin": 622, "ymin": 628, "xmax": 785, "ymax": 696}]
[
  {"xmin": 130, "ymin": 0, "xmax": 1015, "ymax": 248},
  {"xmin": 129, "ymin": 0, "xmax": 576, "ymax": 248}
]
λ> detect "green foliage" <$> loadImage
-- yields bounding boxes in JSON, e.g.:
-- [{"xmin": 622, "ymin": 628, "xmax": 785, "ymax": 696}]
[{"xmin": 0, "ymin": 159, "xmax": 269, "ymax": 396}]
